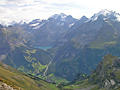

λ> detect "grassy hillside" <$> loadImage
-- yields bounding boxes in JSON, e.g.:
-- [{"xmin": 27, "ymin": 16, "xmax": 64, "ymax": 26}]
[
  {"xmin": 3, "ymin": 45, "xmax": 52, "ymax": 77},
  {"xmin": 0, "ymin": 62, "xmax": 59, "ymax": 90}
]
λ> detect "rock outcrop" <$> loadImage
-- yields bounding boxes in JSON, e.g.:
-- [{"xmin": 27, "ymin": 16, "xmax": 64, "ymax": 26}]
[
  {"xmin": 90, "ymin": 54, "xmax": 120, "ymax": 89},
  {"xmin": 0, "ymin": 82, "xmax": 16, "ymax": 90}
]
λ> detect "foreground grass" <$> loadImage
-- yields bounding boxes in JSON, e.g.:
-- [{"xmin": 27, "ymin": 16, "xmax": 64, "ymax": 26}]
[{"xmin": 0, "ymin": 63, "xmax": 59, "ymax": 90}]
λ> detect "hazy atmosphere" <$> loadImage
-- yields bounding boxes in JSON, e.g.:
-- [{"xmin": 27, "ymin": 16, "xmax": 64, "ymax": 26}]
[{"xmin": 0, "ymin": 0, "xmax": 120, "ymax": 24}]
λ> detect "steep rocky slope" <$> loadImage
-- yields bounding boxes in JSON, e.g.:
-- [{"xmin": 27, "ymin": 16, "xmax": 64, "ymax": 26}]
[
  {"xmin": 26, "ymin": 13, "xmax": 78, "ymax": 46},
  {"xmin": 90, "ymin": 54, "xmax": 120, "ymax": 89},
  {"xmin": 63, "ymin": 54, "xmax": 120, "ymax": 90}
]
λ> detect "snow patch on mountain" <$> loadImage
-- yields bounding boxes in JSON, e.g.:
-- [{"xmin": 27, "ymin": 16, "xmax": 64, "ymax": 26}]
[
  {"xmin": 57, "ymin": 22, "xmax": 65, "ymax": 26},
  {"xmin": 33, "ymin": 23, "xmax": 45, "ymax": 29},
  {"xmin": 29, "ymin": 23, "xmax": 40, "ymax": 27},
  {"xmin": 116, "ymin": 14, "xmax": 120, "ymax": 21},
  {"xmin": 50, "ymin": 13, "xmax": 67, "ymax": 21},
  {"xmin": 69, "ymin": 23, "xmax": 74, "ymax": 28}
]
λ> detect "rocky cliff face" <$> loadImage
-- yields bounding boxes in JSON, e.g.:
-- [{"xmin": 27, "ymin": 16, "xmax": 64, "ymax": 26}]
[
  {"xmin": 90, "ymin": 54, "xmax": 120, "ymax": 89},
  {"xmin": 62, "ymin": 54, "xmax": 120, "ymax": 90}
]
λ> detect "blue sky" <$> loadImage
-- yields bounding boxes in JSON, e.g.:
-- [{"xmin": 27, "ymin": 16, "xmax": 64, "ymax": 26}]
[{"xmin": 0, "ymin": 0, "xmax": 120, "ymax": 24}]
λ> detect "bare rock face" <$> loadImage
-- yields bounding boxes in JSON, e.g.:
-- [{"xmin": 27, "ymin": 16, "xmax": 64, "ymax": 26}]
[
  {"xmin": 0, "ymin": 82, "xmax": 15, "ymax": 90},
  {"xmin": 90, "ymin": 55, "xmax": 120, "ymax": 89},
  {"xmin": 104, "ymin": 79, "xmax": 116, "ymax": 88}
]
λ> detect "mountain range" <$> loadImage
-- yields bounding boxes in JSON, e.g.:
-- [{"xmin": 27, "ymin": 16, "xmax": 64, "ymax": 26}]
[{"xmin": 0, "ymin": 9, "xmax": 120, "ymax": 87}]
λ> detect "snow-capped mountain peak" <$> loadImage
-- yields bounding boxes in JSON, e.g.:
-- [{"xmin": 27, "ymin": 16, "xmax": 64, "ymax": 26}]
[
  {"xmin": 28, "ymin": 19, "xmax": 45, "ymax": 29},
  {"xmin": 49, "ymin": 13, "xmax": 67, "ymax": 21},
  {"xmin": 29, "ymin": 19, "xmax": 42, "ymax": 24},
  {"xmin": 79, "ymin": 16, "xmax": 88, "ymax": 22},
  {"xmin": 89, "ymin": 9, "xmax": 120, "ymax": 22},
  {"xmin": 97, "ymin": 9, "xmax": 112, "ymax": 16}
]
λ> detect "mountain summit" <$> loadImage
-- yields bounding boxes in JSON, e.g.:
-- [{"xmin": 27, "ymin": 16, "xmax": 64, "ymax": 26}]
[
  {"xmin": 49, "ymin": 13, "xmax": 67, "ymax": 20},
  {"xmin": 90, "ymin": 9, "xmax": 120, "ymax": 22}
]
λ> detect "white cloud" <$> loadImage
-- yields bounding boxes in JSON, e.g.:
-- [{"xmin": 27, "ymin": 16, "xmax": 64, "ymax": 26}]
[
  {"xmin": 5, "ymin": 0, "xmax": 35, "ymax": 6},
  {"xmin": 0, "ymin": 0, "xmax": 120, "ymax": 25}
]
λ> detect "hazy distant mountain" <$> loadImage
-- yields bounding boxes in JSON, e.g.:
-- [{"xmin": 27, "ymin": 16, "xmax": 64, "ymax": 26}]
[
  {"xmin": 70, "ymin": 16, "xmax": 88, "ymax": 30},
  {"xmin": 0, "ymin": 25, "xmax": 10, "ymax": 55},
  {"xmin": 28, "ymin": 13, "xmax": 78, "ymax": 46},
  {"xmin": 47, "ymin": 10, "xmax": 120, "ymax": 80},
  {"xmin": 64, "ymin": 9, "xmax": 120, "ymax": 48}
]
